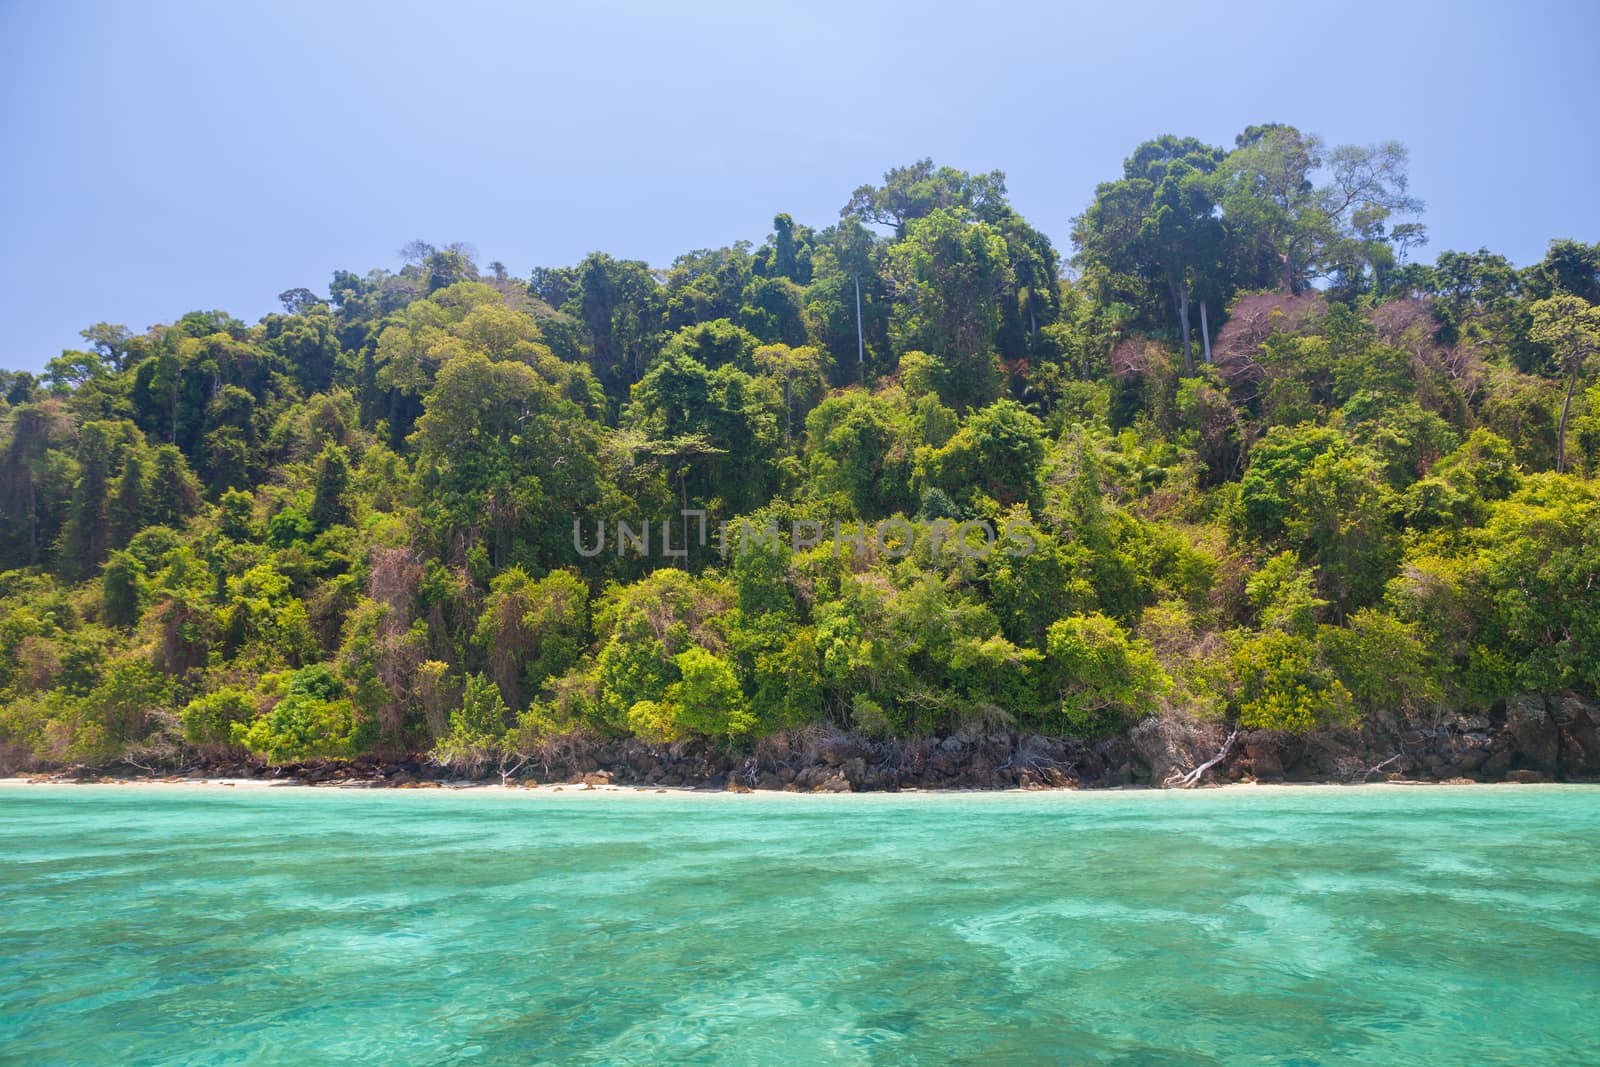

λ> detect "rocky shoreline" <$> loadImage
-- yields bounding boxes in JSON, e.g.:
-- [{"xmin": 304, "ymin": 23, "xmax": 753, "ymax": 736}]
[{"xmin": 8, "ymin": 693, "xmax": 1599, "ymax": 792}]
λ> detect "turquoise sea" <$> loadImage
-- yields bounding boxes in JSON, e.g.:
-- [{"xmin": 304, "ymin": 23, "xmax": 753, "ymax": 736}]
[{"xmin": 2, "ymin": 784, "xmax": 1598, "ymax": 1065}]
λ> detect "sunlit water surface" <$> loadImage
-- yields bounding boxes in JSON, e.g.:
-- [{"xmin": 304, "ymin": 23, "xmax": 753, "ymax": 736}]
[{"xmin": 2, "ymin": 784, "xmax": 1598, "ymax": 1065}]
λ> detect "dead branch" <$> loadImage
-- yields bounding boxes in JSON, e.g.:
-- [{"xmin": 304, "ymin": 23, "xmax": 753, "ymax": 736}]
[
  {"xmin": 1362, "ymin": 752, "xmax": 1403, "ymax": 781},
  {"xmin": 1165, "ymin": 729, "xmax": 1239, "ymax": 789},
  {"xmin": 498, "ymin": 754, "xmax": 531, "ymax": 787}
]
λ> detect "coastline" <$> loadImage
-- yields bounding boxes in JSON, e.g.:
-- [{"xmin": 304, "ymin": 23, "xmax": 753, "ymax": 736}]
[
  {"xmin": 1, "ymin": 775, "xmax": 1584, "ymax": 796},
  {"xmin": 6, "ymin": 697, "xmax": 1593, "ymax": 796},
  {"xmin": 5, "ymin": 694, "xmax": 1596, "ymax": 795}
]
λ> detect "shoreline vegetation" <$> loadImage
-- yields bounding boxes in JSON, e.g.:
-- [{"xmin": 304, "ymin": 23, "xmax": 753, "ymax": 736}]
[
  {"xmin": 6, "ymin": 695, "xmax": 1597, "ymax": 792},
  {"xmin": 2, "ymin": 132, "xmax": 1598, "ymax": 781}
]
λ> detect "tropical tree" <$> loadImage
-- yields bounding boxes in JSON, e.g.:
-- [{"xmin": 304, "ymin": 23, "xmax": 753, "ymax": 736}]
[
  {"xmin": 1074, "ymin": 136, "xmax": 1227, "ymax": 369},
  {"xmin": 883, "ymin": 209, "xmax": 1012, "ymax": 410},
  {"xmin": 1528, "ymin": 294, "xmax": 1600, "ymax": 473},
  {"xmin": 843, "ymin": 158, "xmax": 1009, "ymax": 237}
]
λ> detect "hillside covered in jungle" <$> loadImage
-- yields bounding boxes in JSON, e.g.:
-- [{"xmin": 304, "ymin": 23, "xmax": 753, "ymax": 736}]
[{"xmin": 2, "ymin": 124, "xmax": 1598, "ymax": 781}]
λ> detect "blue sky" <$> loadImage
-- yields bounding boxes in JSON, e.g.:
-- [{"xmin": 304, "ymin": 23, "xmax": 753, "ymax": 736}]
[{"xmin": 1, "ymin": 0, "xmax": 1595, "ymax": 373}]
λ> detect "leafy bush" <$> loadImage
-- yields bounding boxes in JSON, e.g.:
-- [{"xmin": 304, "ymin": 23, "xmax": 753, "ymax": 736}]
[
  {"xmin": 626, "ymin": 649, "xmax": 754, "ymax": 744},
  {"xmin": 180, "ymin": 687, "xmax": 257, "ymax": 745},
  {"xmin": 1042, "ymin": 613, "xmax": 1169, "ymax": 736},
  {"xmin": 231, "ymin": 665, "xmax": 367, "ymax": 763},
  {"xmin": 1229, "ymin": 630, "xmax": 1354, "ymax": 733},
  {"xmin": 431, "ymin": 672, "xmax": 511, "ymax": 770}
]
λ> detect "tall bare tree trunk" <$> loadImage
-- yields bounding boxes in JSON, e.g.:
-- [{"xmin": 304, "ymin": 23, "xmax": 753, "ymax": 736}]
[
  {"xmin": 854, "ymin": 273, "xmax": 865, "ymax": 381},
  {"xmin": 1178, "ymin": 281, "xmax": 1193, "ymax": 373},
  {"xmin": 1200, "ymin": 300, "xmax": 1212, "ymax": 364},
  {"xmin": 1557, "ymin": 362, "xmax": 1578, "ymax": 474}
]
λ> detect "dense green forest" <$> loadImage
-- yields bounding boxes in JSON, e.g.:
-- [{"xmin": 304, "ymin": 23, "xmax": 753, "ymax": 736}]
[{"xmin": 2, "ymin": 124, "xmax": 1597, "ymax": 772}]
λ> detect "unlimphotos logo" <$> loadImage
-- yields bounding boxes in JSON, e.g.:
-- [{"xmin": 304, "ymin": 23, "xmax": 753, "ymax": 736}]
[{"xmin": 573, "ymin": 512, "xmax": 1038, "ymax": 560}]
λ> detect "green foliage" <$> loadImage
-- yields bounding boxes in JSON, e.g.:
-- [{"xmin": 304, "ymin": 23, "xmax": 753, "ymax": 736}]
[
  {"xmin": 985, "ymin": 529, "xmax": 1097, "ymax": 646},
  {"xmin": 1528, "ymin": 294, "xmax": 1600, "ymax": 474},
  {"xmin": 593, "ymin": 570, "xmax": 728, "ymax": 731},
  {"xmin": 474, "ymin": 568, "xmax": 589, "ymax": 708},
  {"xmin": 1073, "ymin": 135, "xmax": 1226, "ymax": 368},
  {"xmin": 1319, "ymin": 610, "xmax": 1441, "ymax": 718},
  {"xmin": 3, "ymin": 137, "xmax": 1597, "ymax": 771},
  {"xmin": 1466, "ymin": 475, "xmax": 1600, "ymax": 693},
  {"xmin": 1042, "ymin": 613, "xmax": 1169, "ymax": 736},
  {"xmin": 1236, "ymin": 423, "xmax": 1347, "ymax": 542},
  {"xmin": 431, "ymin": 672, "xmax": 512, "ymax": 769},
  {"xmin": 232, "ymin": 664, "xmax": 368, "ymax": 763},
  {"xmin": 414, "ymin": 347, "xmax": 604, "ymax": 568},
  {"xmin": 1229, "ymin": 630, "xmax": 1354, "ymax": 733},
  {"xmin": 101, "ymin": 551, "xmax": 144, "ymax": 629},
  {"xmin": 1246, "ymin": 552, "xmax": 1325, "ymax": 636},
  {"xmin": 914, "ymin": 399, "xmax": 1046, "ymax": 510},
  {"xmin": 661, "ymin": 319, "xmax": 759, "ymax": 372},
  {"xmin": 625, "ymin": 349, "xmax": 780, "ymax": 518},
  {"xmin": 1284, "ymin": 449, "xmax": 1397, "ymax": 617},
  {"xmin": 644, "ymin": 647, "xmax": 754, "ymax": 744},
  {"xmin": 883, "ymin": 209, "xmax": 1010, "ymax": 411},
  {"xmin": 805, "ymin": 389, "xmax": 914, "ymax": 517},
  {"xmin": 309, "ymin": 444, "xmax": 351, "ymax": 530},
  {"xmin": 843, "ymin": 159, "xmax": 1009, "ymax": 237},
  {"xmin": 180, "ymin": 687, "xmax": 257, "ymax": 745}
]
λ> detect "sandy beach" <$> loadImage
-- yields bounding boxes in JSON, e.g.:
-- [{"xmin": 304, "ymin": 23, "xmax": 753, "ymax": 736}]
[{"xmin": 0, "ymin": 775, "xmax": 1559, "ymax": 798}]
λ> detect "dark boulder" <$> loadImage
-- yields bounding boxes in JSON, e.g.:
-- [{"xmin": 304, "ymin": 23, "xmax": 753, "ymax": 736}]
[
  {"xmin": 1554, "ymin": 694, "xmax": 1600, "ymax": 778},
  {"xmin": 1505, "ymin": 695, "xmax": 1559, "ymax": 775}
]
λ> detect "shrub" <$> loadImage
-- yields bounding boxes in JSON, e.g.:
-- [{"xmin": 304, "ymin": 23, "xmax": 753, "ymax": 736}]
[
  {"xmin": 1230, "ymin": 630, "xmax": 1354, "ymax": 733},
  {"xmin": 232, "ymin": 664, "xmax": 367, "ymax": 763},
  {"xmin": 180, "ymin": 687, "xmax": 257, "ymax": 745},
  {"xmin": 1042, "ymin": 613, "xmax": 1169, "ymax": 736},
  {"xmin": 431, "ymin": 672, "xmax": 511, "ymax": 770}
]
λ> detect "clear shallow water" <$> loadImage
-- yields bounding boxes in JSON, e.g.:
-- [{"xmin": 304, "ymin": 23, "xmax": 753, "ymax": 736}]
[{"xmin": 2, "ymin": 785, "xmax": 1598, "ymax": 1066}]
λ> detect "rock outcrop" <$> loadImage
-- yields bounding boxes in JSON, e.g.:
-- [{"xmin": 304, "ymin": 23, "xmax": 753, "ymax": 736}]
[{"xmin": 14, "ymin": 693, "xmax": 1600, "ymax": 790}]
